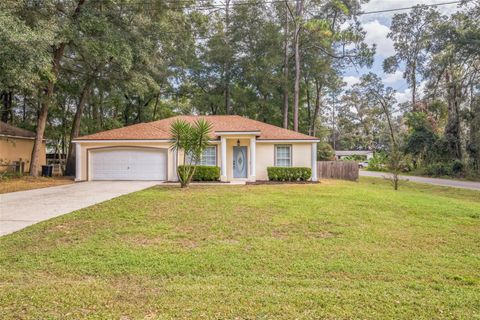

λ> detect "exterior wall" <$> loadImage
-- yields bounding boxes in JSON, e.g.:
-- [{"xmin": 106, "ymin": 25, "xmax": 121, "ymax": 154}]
[
  {"xmin": 75, "ymin": 140, "xmax": 314, "ymax": 182},
  {"xmin": 0, "ymin": 137, "xmax": 46, "ymax": 173},
  {"xmin": 255, "ymin": 142, "xmax": 312, "ymax": 180},
  {"xmin": 76, "ymin": 141, "xmax": 175, "ymax": 181}
]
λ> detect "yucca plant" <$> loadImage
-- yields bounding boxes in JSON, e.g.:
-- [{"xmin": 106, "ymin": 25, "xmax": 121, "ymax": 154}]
[{"xmin": 170, "ymin": 118, "xmax": 213, "ymax": 188}]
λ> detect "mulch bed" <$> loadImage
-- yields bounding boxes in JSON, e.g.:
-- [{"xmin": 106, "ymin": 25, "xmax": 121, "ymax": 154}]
[
  {"xmin": 164, "ymin": 181, "xmax": 229, "ymax": 184},
  {"xmin": 246, "ymin": 180, "xmax": 320, "ymax": 185}
]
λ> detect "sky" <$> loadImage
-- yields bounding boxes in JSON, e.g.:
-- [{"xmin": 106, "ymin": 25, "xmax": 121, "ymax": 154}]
[{"xmin": 343, "ymin": 0, "xmax": 464, "ymax": 103}]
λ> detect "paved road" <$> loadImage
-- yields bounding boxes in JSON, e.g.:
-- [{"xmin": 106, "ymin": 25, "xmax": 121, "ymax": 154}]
[
  {"xmin": 0, "ymin": 181, "xmax": 159, "ymax": 236},
  {"xmin": 360, "ymin": 170, "xmax": 480, "ymax": 191}
]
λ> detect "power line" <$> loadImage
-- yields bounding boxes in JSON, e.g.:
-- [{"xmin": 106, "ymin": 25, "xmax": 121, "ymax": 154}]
[{"xmin": 358, "ymin": 0, "xmax": 464, "ymax": 15}]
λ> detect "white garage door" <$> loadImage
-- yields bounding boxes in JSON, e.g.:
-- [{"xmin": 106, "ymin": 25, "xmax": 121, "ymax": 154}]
[{"xmin": 90, "ymin": 148, "xmax": 167, "ymax": 181}]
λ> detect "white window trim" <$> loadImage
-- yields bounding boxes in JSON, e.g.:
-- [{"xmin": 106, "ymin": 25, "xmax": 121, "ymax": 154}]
[
  {"xmin": 275, "ymin": 144, "xmax": 292, "ymax": 167},
  {"xmin": 186, "ymin": 145, "xmax": 218, "ymax": 166}
]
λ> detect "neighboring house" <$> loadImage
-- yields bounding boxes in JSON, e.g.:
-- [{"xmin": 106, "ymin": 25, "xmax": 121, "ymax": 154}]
[
  {"xmin": 73, "ymin": 115, "xmax": 319, "ymax": 182},
  {"xmin": 0, "ymin": 121, "xmax": 46, "ymax": 173},
  {"xmin": 334, "ymin": 150, "xmax": 374, "ymax": 160}
]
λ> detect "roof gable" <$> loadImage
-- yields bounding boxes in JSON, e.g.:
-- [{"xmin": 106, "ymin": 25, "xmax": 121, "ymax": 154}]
[
  {"xmin": 75, "ymin": 115, "xmax": 318, "ymax": 141},
  {"xmin": 0, "ymin": 121, "xmax": 36, "ymax": 138}
]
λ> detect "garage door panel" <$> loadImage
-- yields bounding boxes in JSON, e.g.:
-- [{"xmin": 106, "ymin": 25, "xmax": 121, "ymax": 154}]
[{"xmin": 90, "ymin": 148, "xmax": 167, "ymax": 181}]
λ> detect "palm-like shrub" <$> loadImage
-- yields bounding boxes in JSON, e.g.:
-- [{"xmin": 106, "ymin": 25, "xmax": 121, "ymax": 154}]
[{"xmin": 170, "ymin": 118, "xmax": 213, "ymax": 188}]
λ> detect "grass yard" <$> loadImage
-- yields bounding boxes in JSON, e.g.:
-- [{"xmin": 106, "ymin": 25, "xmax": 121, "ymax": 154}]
[
  {"xmin": 0, "ymin": 178, "xmax": 479, "ymax": 319},
  {"xmin": 0, "ymin": 176, "xmax": 73, "ymax": 194}
]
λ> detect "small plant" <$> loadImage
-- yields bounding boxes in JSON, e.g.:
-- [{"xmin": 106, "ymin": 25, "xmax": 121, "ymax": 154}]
[
  {"xmin": 267, "ymin": 167, "xmax": 312, "ymax": 182},
  {"xmin": 386, "ymin": 146, "xmax": 407, "ymax": 191}
]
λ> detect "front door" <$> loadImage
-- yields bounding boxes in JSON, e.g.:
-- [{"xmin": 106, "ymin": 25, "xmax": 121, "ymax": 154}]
[{"xmin": 233, "ymin": 146, "xmax": 247, "ymax": 178}]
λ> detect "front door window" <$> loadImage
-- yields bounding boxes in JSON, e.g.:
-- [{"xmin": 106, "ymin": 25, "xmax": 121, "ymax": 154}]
[{"xmin": 233, "ymin": 146, "xmax": 247, "ymax": 178}]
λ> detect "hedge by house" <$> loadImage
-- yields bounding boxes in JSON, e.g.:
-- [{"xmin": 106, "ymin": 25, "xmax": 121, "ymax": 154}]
[
  {"xmin": 267, "ymin": 167, "xmax": 312, "ymax": 181},
  {"xmin": 178, "ymin": 165, "xmax": 220, "ymax": 181}
]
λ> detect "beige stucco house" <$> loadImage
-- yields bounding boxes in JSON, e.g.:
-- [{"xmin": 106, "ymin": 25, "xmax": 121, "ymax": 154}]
[
  {"xmin": 73, "ymin": 115, "xmax": 319, "ymax": 182},
  {"xmin": 0, "ymin": 121, "xmax": 46, "ymax": 174}
]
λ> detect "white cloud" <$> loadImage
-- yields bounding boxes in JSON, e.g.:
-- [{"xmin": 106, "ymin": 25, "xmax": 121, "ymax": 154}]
[
  {"xmin": 383, "ymin": 70, "xmax": 403, "ymax": 84},
  {"xmin": 362, "ymin": 20, "xmax": 395, "ymax": 57},
  {"xmin": 394, "ymin": 80, "xmax": 427, "ymax": 104},
  {"xmin": 395, "ymin": 89, "xmax": 411, "ymax": 104},
  {"xmin": 343, "ymin": 75, "xmax": 360, "ymax": 88}
]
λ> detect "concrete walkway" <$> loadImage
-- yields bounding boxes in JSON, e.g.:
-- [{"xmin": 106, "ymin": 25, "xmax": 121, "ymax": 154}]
[
  {"xmin": 0, "ymin": 181, "xmax": 159, "ymax": 236},
  {"xmin": 360, "ymin": 170, "xmax": 480, "ymax": 191}
]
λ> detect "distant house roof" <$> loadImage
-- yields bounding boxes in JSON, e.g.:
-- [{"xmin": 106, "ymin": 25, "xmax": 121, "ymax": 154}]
[
  {"xmin": 335, "ymin": 150, "xmax": 373, "ymax": 156},
  {"xmin": 0, "ymin": 121, "xmax": 36, "ymax": 139},
  {"xmin": 75, "ymin": 115, "xmax": 319, "ymax": 141}
]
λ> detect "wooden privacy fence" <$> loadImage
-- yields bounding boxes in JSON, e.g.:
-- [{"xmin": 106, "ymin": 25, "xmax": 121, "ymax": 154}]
[{"xmin": 317, "ymin": 161, "xmax": 359, "ymax": 181}]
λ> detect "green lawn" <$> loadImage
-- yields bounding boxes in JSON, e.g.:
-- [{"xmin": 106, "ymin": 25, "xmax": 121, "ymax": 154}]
[{"xmin": 1, "ymin": 178, "xmax": 479, "ymax": 319}]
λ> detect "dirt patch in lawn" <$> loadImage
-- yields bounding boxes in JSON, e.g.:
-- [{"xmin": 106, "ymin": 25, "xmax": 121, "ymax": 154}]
[{"xmin": 0, "ymin": 176, "xmax": 73, "ymax": 194}]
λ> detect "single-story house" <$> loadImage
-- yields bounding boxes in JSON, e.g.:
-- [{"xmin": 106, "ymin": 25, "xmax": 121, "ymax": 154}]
[
  {"xmin": 0, "ymin": 121, "xmax": 46, "ymax": 174},
  {"xmin": 72, "ymin": 115, "xmax": 320, "ymax": 182},
  {"xmin": 334, "ymin": 150, "xmax": 374, "ymax": 160}
]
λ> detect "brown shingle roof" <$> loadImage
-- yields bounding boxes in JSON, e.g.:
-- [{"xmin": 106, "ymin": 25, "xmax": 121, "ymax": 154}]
[
  {"xmin": 75, "ymin": 115, "xmax": 318, "ymax": 141},
  {"xmin": 0, "ymin": 121, "xmax": 36, "ymax": 138}
]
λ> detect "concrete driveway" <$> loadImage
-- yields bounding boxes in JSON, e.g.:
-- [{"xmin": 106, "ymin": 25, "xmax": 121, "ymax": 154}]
[
  {"xmin": 360, "ymin": 170, "xmax": 480, "ymax": 191},
  {"xmin": 0, "ymin": 181, "xmax": 159, "ymax": 237}
]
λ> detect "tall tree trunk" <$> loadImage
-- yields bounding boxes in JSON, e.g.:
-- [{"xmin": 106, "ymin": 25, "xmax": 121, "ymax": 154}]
[
  {"xmin": 331, "ymin": 92, "xmax": 336, "ymax": 150},
  {"xmin": 91, "ymin": 86, "xmax": 101, "ymax": 132},
  {"xmin": 282, "ymin": 4, "xmax": 289, "ymax": 129},
  {"xmin": 293, "ymin": 0, "xmax": 303, "ymax": 132},
  {"xmin": 1, "ymin": 91, "xmax": 13, "ymax": 123},
  {"xmin": 411, "ymin": 61, "xmax": 417, "ymax": 110},
  {"xmin": 444, "ymin": 69, "xmax": 462, "ymax": 160},
  {"xmin": 309, "ymin": 78, "xmax": 322, "ymax": 136},
  {"xmin": 65, "ymin": 79, "xmax": 92, "ymax": 176},
  {"xmin": 22, "ymin": 93, "xmax": 27, "ymax": 122},
  {"xmin": 30, "ymin": 44, "xmax": 66, "ymax": 176},
  {"xmin": 305, "ymin": 76, "xmax": 311, "ymax": 131},
  {"xmin": 153, "ymin": 92, "xmax": 160, "ymax": 120},
  {"xmin": 29, "ymin": 0, "xmax": 85, "ymax": 176},
  {"xmin": 468, "ymin": 92, "xmax": 480, "ymax": 172},
  {"xmin": 224, "ymin": 0, "xmax": 232, "ymax": 115}
]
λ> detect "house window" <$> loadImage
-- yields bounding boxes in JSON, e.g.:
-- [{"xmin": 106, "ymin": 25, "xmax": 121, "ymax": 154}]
[
  {"xmin": 187, "ymin": 145, "xmax": 217, "ymax": 166},
  {"xmin": 199, "ymin": 146, "xmax": 217, "ymax": 166},
  {"xmin": 275, "ymin": 145, "xmax": 292, "ymax": 167}
]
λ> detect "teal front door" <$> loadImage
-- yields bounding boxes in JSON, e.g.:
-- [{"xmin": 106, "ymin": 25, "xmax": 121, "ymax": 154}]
[{"xmin": 233, "ymin": 146, "xmax": 247, "ymax": 178}]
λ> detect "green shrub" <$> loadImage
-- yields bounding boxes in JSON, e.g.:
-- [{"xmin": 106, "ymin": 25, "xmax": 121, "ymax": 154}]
[
  {"xmin": 178, "ymin": 165, "xmax": 220, "ymax": 181},
  {"xmin": 367, "ymin": 152, "xmax": 388, "ymax": 172},
  {"xmin": 267, "ymin": 167, "xmax": 312, "ymax": 182},
  {"xmin": 317, "ymin": 143, "xmax": 334, "ymax": 161},
  {"xmin": 422, "ymin": 161, "xmax": 465, "ymax": 177},
  {"xmin": 424, "ymin": 163, "xmax": 452, "ymax": 176},
  {"xmin": 451, "ymin": 160, "xmax": 464, "ymax": 174}
]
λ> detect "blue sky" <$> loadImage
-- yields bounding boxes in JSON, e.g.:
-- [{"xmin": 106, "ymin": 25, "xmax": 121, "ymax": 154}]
[{"xmin": 343, "ymin": 0, "xmax": 463, "ymax": 103}]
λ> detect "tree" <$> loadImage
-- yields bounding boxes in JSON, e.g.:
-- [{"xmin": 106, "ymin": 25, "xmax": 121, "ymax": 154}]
[
  {"xmin": 170, "ymin": 119, "xmax": 213, "ymax": 188},
  {"xmin": 19, "ymin": 0, "xmax": 87, "ymax": 176},
  {"xmin": 292, "ymin": 0, "xmax": 304, "ymax": 132},
  {"xmin": 383, "ymin": 5, "xmax": 440, "ymax": 109},
  {"xmin": 356, "ymin": 73, "xmax": 405, "ymax": 190},
  {"xmin": 282, "ymin": 2, "xmax": 290, "ymax": 129},
  {"xmin": 0, "ymin": 3, "xmax": 52, "ymax": 124}
]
